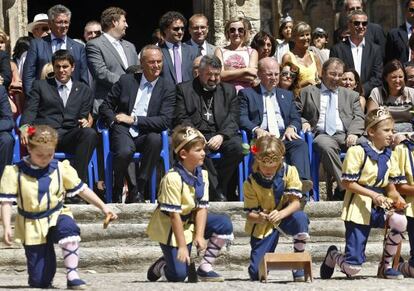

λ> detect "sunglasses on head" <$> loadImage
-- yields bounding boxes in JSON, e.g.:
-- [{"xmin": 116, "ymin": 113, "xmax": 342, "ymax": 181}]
[
  {"xmin": 229, "ymin": 27, "xmax": 245, "ymax": 34},
  {"xmin": 353, "ymin": 21, "xmax": 368, "ymax": 27},
  {"xmin": 281, "ymin": 71, "xmax": 297, "ymax": 78},
  {"xmin": 172, "ymin": 26, "xmax": 185, "ymax": 32}
]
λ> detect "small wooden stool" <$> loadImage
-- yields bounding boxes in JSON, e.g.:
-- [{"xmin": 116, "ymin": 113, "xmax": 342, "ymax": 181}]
[{"xmin": 258, "ymin": 251, "xmax": 313, "ymax": 282}]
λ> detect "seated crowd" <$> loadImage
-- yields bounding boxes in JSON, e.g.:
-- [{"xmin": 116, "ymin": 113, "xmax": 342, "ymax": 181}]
[{"xmin": 2, "ymin": 0, "xmax": 414, "ymax": 287}]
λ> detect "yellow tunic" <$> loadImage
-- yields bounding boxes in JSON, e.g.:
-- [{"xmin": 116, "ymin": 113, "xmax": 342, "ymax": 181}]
[
  {"xmin": 286, "ymin": 51, "xmax": 318, "ymax": 86},
  {"xmin": 243, "ymin": 164, "xmax": 302, "ymax": 239},
  {"xmin": 0, "ymin": 160, "xmax": 85, "ymax": 245},
  {"xmin": 146, "ymin": 168, "xmax": 209, "ymax": 247},
  {"xmin": 393, "ymin": 143, "xmax": 414, "ymax": 218},
  {"xmin": 341, "ymin": 145, "xmax": 403, "ymax": 225}
]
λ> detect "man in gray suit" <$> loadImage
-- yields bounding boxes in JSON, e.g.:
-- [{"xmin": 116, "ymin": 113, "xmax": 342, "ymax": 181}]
[
  {"xmin": 86, "ymin": 6, "xmax": 138, "ymax": 115},
  {"xmin": 185, "ymin": 14, "xmax": 216, "ymax": 56},
  {"xmin": 299, "ymin": 57, "xmax": 364, "ymax": 198}
]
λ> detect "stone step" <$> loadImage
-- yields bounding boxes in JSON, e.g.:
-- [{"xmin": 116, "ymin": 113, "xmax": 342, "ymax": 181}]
[{"xmin": 0, "ymin": 241, "xmax": 410, "ymax": 272}]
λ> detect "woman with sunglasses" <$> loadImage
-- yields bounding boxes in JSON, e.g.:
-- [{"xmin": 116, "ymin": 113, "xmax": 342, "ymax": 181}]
[
  {"xmin": 341, "ymin": 68, "xmax": 366, "ymax": 111},
  {"xmin": 282, "ymin": 21, "xmax": 321, "ymax": 95},
  {"xmin": 278, "ymin": 62, "xmax": 300, "ymax": 98},
  {"xmin": 215, "ymin": 17, "xmax": 258, "ymax": 92}
]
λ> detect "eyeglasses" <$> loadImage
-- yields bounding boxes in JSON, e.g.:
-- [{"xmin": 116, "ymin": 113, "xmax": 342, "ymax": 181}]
[
  {"xmin": 229, "ymin": 27, "xmax": 245, "ymax": 34},
  {"xmin": 348, "ymin": 6, "xmax": 362, "ymax": 11},
  {"xmin": 172, "ymin": 26, "xmax": 185, "ymax": 32},
  {"xmin": 87, "ymin": 30, "xmax": 102, "ymax": 36},
  {"xmin": 281, "ymin": 71, "xmax": 297, "ymax": 78},
  {"xmin": 192, "ymin": 26, "xmax": 207, "ymax": 30},
  {"xmin": 34, "ymin": 26, "xmax": 49, "ymax": 32},
  {"xmin": 352, "ymin": 21, "xmax": 368, "ymax": 27}
]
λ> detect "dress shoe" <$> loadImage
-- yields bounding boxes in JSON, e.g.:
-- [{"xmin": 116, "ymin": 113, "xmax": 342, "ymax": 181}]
[
  {"xmin": 125, "ymin": 189, "xmax": 145, "ymax": 203},
  {"xmin": 332, "ymin": 188, "xmax": 346, "ymax": 201},
  {"xmin": 301, "ymin": 179, "xmax": 313, "ymax": 194},
  {"xmin": 211, "ymin": 191, "xmax": 227, "ymax": 202}
]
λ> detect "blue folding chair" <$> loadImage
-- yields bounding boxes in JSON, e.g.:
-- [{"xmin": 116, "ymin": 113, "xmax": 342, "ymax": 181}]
[
  {"xmin": 306, "ymin": 133, "xmax": 346, "ymax": 201},
  {"xmin": 16, "ymin": 115, "xmax": 98, "ymax": 189},
  {"xmin": 99, "ymin": 122, "xmax": 170, "ymax": 203}
]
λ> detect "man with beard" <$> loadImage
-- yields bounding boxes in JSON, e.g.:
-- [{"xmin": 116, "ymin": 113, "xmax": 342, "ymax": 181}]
[{"xmin": 174, "ymin": 55, "xmax": 243, "ymax": 201}]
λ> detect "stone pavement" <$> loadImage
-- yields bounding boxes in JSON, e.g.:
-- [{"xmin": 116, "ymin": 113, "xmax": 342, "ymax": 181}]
[{"xmin": 1, "ymin": 263, "xmax": 414, "ymax": 291}]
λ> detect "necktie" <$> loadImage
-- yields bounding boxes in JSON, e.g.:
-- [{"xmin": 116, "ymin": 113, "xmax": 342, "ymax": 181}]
[
  {"xmin": 114, "ymin": 41, "xmax": 128, "ymax": 68},
  {"xmin": 59, "ymin": 84, "xmax": 69, "ymax": 107},
  {"xmin": 55, "ymin": 38, "xmax": 64, "ymax": 52},
  {"xmin": 129, "ymin": 82, "xmax": 153, "ymax": 138},
  {"xmin": 325, "ymin": 91, "xmax": 337, "ymax": 136},
  {"xmin": 198, "ymin": 44, "xmax": 203, "ymax": 56},
  {"xmin": 265, "ymin": 92, "xmax": 280, "ymax": 138},
  {"xmin": 173, "ymin": 43, "xmax": 182, "ymax": 83}
]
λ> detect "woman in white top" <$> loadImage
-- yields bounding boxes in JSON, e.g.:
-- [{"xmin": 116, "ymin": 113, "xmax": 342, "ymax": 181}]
[
  {"xmin": 367, "ymin": 59, "xmax": 414, "ymax": 144},
  {"xmin": 215, "ymin": 17, "xmax": 258, "ymax": 92}
]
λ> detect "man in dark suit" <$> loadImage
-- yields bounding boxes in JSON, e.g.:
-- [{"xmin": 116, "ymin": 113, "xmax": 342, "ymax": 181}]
[
  {"xmin": 159, "ymin": 11, "xmax": 197, "ymax": 85},
  {"xmin": 20, "ymin": 50, "xmax": 96, "ymax": 186},
  {"xmin": 299, "ymin": 58, "xmax": 364, "ymax": 199},
  {"xmin": 175, "ymin": 55, "xmax": 243, "ymax": 201},
  {"xmin": 0, "ymin": 51, "xmax": 12, "ymax": 89},
  {"xmin": 185, "ymin": 14, "xmax": 216, "ymax": 57},
  {"xmin": 385, "ymin": 0, "xmax": 414, "ymax": 64},
  {"xmin": 333, "ymin": 0, "xmax": 386, "ymax": 58},
  {"xmin": 86, "ymin": 7, "xmax": 138, "ymax": 116},
  {"xmin": 0, "ymin": 85, "xmax": 14, "ymax": 178},
  {"xmin": 330, "ymin": 9, "xmax": 382, "ymax": 97},
  {"xmin": 99, "ymin": 45, "xmax": 175, "ymax": 203},
  {"xmin": 23, "ymin": 4, "xmax": 89, "ymax": 93},
  {"xmin": 239, "ymin": 57, "xmax": 312, "ymax": 191}
]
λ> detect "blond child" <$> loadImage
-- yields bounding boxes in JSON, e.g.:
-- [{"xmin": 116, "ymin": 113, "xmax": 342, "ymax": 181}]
[
  {"xmin": 320, "ymin": 107, "xmax": 407, "ymax": 280},
  {"xmin": 0, "ymin": 125, "xmax": 117, "ymax": 289},
  {"xmin": 146, "ymin": 125, "xmax": 233, "ymax": 282},
  {"xmin": 243, "ymin": 135, "xmax": 309, "ymax": 282}
]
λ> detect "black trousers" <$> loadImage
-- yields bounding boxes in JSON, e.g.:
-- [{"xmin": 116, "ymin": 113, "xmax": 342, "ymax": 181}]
[
  {"xmin": 110, "ymin": 124, "xmax": 162, "ymax": 200},
  {"xmin": 0, "ymin": 131, "xmax": 14, "ymax": 177},
  {"xmin": 57, "ymin": 127, "xmax": 98, "ymax": 183},
  {"xmin": 203, "ymin": 133, "xmax": 243, "ymax": 200}
]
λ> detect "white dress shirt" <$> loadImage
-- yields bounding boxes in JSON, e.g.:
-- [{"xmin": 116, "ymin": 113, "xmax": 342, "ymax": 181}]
[
  {"xmin": 349, "ymin": 37, "xmax": 365, "ymax": 78},
  {"xmin": 103, "ymin": 33, "xmax": 128, "ymax": 68},
  {"xmin": 165, "ymin": 41, "xmax": 182, "ymax": 66},
  {"xmin": 316, "ymin": 83, "xmax": 344, "ymax": 133}
]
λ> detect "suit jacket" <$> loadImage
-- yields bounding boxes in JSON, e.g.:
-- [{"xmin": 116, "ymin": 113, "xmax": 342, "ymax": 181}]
[
  {"xmin": 160, "ymin": 42, "xmax": 197, "ymax": 85},
  {"xmin": 23, "ymin": 35, "xmax": 89, "ymax": 93},
  {"xmin": 299, "ymin": 84, "xmax": 364, "ymax": 136},
  {"xmin": 329, "ymin": 39, "xmax": 382, "ymax": 97},
  {"xmin": 0, "ymin": 51, "xmax": 12, "ymax": 89},
  {"xmin": 21, "ymin": 78, "xmax": 93, "ymax": 134},
  {"xmin": 86, "ymin": 35, "xmax": 138, "ymax": 101},
  {"xmin": 238, "ymin": 85, "xmax": 301, "ymax": 138},
  {"xmin": 0, "ymin": 86, "xmax": 14, "ymax": 132},
  {"xmin": 174, "ymin": 78, "xmax": 239, "ymax": 139},
  {"xmin": 99, "ymin": 73, "xmax": 176, "ymax": 134},
  {"xmin": 185, "ymin": 39, "xmax": 216, "ymax": 56},
  {"xmin": 385, "ymin": 24, "xmax": 409, "ymax": 64}
]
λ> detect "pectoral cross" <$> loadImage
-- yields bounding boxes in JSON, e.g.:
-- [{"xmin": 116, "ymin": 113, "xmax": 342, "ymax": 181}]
[{"xmin": 204, "ymin": 111, "xmax": 212, "ymax": 121}]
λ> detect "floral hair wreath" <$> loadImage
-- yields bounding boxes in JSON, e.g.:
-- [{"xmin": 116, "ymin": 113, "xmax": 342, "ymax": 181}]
[{"xmin": 27, "ymin": 126, "xmax": 36, "ymax": 137}]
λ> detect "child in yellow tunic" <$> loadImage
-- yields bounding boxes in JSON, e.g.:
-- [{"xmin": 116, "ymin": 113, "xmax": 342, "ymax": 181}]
[
  {"xmin": 393, "ymin": 135, "xmax": 414, "ymax": 276},
  {"xmin": 0, "ymin": 125, "xmax": 117, "ymax": 289},
  {"xmin": 320, "ymin": 107, "xmax": 407, "ymax": 280},
  {"xmin": 243, "ymin": 135, "xmax": 309, "ymax": 282},
  {"xmin": 146, "ymin": 125, "xmax": 233, "ymax": 282}
]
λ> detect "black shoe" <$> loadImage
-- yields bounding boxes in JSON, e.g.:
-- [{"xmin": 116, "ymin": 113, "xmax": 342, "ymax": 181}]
[
  {"xmin": 147, "ymin": 256, "xmax": 166, "ymax": 282},
  {"xmin": 320, "ymin": 245, "xmax": 338, "ymax": 279},
  {"xmin": 65, "ymin": 195, "xmax": 85, "ymax": 204},
  {"xmin": 211, "ymin": 191, "xmax": 227, "ymax": 202},
  {"xmin": 332, "ymin": 188, "xmax": 345, "ymax": 201},
  {"xmin": 125, "ymin": 188, "xmax": 145, "ymax": 204}
]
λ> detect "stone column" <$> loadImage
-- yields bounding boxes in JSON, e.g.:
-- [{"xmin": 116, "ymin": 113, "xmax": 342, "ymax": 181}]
[{"xmin": 2, "ymin": 0, "xmax": 27, "ymax": 50}]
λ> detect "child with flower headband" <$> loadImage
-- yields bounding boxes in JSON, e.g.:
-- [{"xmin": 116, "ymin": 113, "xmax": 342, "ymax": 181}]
[
  {"xmin": 243, "ymin": 135, "xmax": 310, "ymax": 282},
  {"xmin": 320, "ymin": 107, "xmax": 407, "ymax": 280},
  {"xmin": 393, "ymin": 131, "xmax": 414, "ymax": 277},
  {"xmin": 146, "ymin": 125, "xmax": 233, "ymax": 282},
  {"xmin": 0, "ymin": 125, "xmax": 117, "ymax": 289}
]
